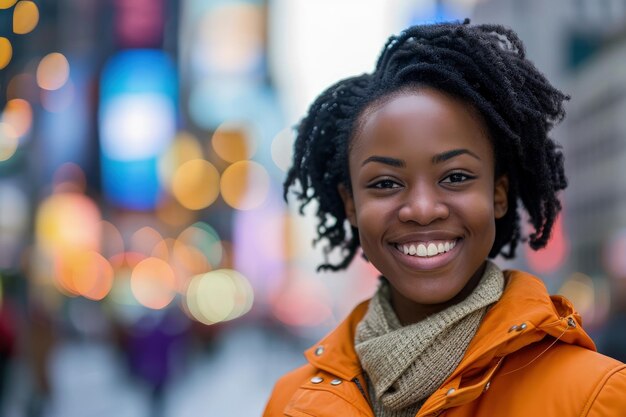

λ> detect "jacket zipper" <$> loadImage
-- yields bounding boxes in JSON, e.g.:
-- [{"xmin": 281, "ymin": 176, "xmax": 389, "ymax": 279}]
[{"xmin": 352, "ymin": 377, "xmax": 370, "ymax": 405}]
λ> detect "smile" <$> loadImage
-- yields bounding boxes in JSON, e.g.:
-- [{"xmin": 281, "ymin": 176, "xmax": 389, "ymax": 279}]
[{"xmin": 395, "ymin": 240, "xmax": 457, "ymax": 257}]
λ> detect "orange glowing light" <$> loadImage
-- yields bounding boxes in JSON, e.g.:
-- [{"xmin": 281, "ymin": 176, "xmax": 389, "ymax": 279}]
[
  {"xmin": 36, "ymin": 52, "xmax": 70, "ymax": 91},
  {"xmin": 13, "ymin": 1, "xmax": 39, "ymax": 35},
  {"xmin": 172, "ymin": 159, "xmax": 220, "ymax": 210},
  {"xmin": 56, "ymin": 250, "xmax": 114, "ymax": 301},
  {"xmin": 0, "ymin": 0, "xmax": 18, "ymax": 9},
  {"xmin": 0, "ymin": 37, "xmax": 12, "ymax": 70},
  {"xmin": 172, "ymin": 239, "xmax": 211, "ymax": 278},
  {"xmin": 220, "ymin": 160, "xmax": 270, "ymax": 210},
  {"xmin": 35, "ymin": 193, "xmax": 101, "ymax": 254},
  {"xmin": 211, "ymin": 122, "xmax": 256, "ymax": 163},
  {"xmin": 0, "ymin": 122, "xmax": 19, "ymax": 162},
  {"xmin": 155, "ymin": 196, "xmax": 197, "ymax": 227},
  {"xmin": 158, "ymin": 131, "xmax": 204, "ymax": 191},
  {"xmin": 2, "ymin": 98, "xmax": 33, "ymax": 138},
  {"xmin": 558, "ymin": 272, "xmax": 595, "ymax": 319},
  {"xmin": 130, "ymin": 257, "xmax": 177, "ymax": 310}
]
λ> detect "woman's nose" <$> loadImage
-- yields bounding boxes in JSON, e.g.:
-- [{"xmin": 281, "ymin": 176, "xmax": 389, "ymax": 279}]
[{"xmin": 397, "ymin": 187, "xmax": 449, "ymax": 225}]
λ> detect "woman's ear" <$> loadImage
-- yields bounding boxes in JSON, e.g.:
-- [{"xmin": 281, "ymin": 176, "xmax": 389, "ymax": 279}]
[
  {"xmin": 494, "ymin": 175, "xmax": 509, "ymax": 219},
  {"xmin": 338, "ymin": 183, "xmax": 357, "ymax": 227}
]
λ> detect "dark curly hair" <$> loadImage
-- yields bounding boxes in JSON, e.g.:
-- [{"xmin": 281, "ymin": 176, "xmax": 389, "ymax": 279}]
[{"xmin": 284, "ymin": 20, "xmax": 568, "ymax": 271}]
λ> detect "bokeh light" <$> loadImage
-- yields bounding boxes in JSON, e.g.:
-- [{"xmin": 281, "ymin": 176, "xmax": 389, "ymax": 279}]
[
  {"xmin": 172, "ymin": 159, "xmax": 220, "ymax": 210},
  {"xmin": 177, "ymin": 222, "xmax": 223, "ymax": 268},
  {"xmin": 558, "ymin": 272, "xmax": 595, "ymax": 319},
  {"xmin": 158, "ymin": 131, "xmax": 204, "ymax": 191},
  {"xmin": 36, "ymin": 52, "xmax": 70, "ymax": 91},
  {"xmin": 171, "ymin": 238, "xmax": 211, "ymax": 284},
  {"xmin": 211, "ymin": 122, "xmax": 256, "ymax": 163},
  {"xmin": 54, "ymin": 250, "xmax": 114, "ymax": 301},
  {"xmin": 2, "ymin": 98, "xmax": 33, "ymax": 138},
  {"xmin": 271, "ymin": 269, "xmax": 332, "ymax": 328},
  {"xmin": 270, "ymin": 127, "xmax": 295, "ymax": 172},
  {"xmin": 0, "ymin": 37, "xmax": 12, "ymax": 70},
  {"xmin": 13, "ymin": 0, "xmax": 39, "ymax": 34},
  {"xmin": 130, "ymin": 257, "xmax": 177, "ymax": 310},
  {"xmin": 185, "ymin": 269, "xmax": 253, "ymax": 325},
  {"xmin": 130, "ymin": 226, "xmax": 164, "ymax": 257},
  {"xmin": 0, "ymin": 122, "xmax": 19, "ymax": 162},
  {"xmin": 220, "ymin": 160, "xmax": 270, "ymax": 210},
  {"xmin": 0, "ymin": 0, "xmax": 17, "ymax": 9},
  {"xmin": 525, "ymin": 212, "xmax": 568, "ymax": 275},
  {"xmin": 155, "ymin": 196, "xmax": 197, "ymax": 227},
  {"xmin": 193, "ymin": 3, "xmax": 264, "ymax": 75},
  {"xmin": 35, "ymin": 192, "xmax": 101, "ymax": 255}
]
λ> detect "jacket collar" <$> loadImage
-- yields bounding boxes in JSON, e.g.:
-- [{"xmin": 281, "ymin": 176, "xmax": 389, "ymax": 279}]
[{"xmin": 304, "ymin": 269, "xmax": 595, "ymax": 386}]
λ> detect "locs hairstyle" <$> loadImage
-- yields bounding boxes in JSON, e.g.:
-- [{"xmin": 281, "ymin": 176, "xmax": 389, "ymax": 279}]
[{"xmin": 284, "ymin": 20, "xmax": 568, "ymax": 271}]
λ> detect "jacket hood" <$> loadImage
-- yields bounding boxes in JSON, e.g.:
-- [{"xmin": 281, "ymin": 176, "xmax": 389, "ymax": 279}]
[{"xmin": 303, "ymin": 269, "xmax": 596, "ymax": 415}]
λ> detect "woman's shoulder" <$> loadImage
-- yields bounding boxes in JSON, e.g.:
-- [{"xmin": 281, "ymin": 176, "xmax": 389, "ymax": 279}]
[{"xmin": 482, "ymin": 338, "xmax": 626, "ymax": 416}]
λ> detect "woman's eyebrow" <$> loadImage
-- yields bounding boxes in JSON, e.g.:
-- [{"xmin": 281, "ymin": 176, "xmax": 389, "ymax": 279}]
[
  {"xmin": 432, "ymin": 149, "xmax": 481, "ymax": 164},
  {"xmin": 361, "ymin": 156, "xmax": 405, "ymax": 167}
]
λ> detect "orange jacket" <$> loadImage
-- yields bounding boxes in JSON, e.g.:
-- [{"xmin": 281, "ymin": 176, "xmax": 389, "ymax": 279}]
[{"xmin": 264, "ymin": 270, "xmax": 626, "ymax": 417}]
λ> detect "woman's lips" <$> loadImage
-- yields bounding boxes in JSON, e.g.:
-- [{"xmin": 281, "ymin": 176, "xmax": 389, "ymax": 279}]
[
  {"xmin": 395, "ymin": 239, "xmax": 458, "ymax": 257},
  {"xmin": 390, "ymin": 238, "xmax": 462, "ymax": 271}
]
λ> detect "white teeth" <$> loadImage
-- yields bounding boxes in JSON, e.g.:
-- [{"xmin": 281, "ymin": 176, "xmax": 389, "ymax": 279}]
[{"xmin": 397, "ymin": 240, "xmax": 458, "ymax": 258}]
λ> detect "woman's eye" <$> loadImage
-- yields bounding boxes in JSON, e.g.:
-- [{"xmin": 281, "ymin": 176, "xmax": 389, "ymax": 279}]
[
  {"xmin": 370, "ymin": 179, "xmax": 400, "ymax": 189},
  {"xmin": 441, "ymin": 173, "xmax": 473, "ymax": 183}
]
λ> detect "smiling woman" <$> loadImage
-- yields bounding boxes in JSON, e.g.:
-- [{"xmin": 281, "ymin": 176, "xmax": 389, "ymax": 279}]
[
  {"xmin": 340, "ymin": 88, "xmax": 508, "ymax": 324},
  {"xmin": 265, "ymin": 20, "xmax": 626, "ymax": 417}
]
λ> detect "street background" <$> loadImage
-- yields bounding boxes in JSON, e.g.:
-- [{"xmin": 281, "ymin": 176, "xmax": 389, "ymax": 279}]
[{"xmin": 1, "ymin": 0, "xmax": 626, "ymax": 416}]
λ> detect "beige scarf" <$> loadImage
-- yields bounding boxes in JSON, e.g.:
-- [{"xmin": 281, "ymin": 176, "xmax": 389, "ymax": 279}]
[{"xmin": 354, "ymin": 261, "xmax": 504, "ymax": 417}]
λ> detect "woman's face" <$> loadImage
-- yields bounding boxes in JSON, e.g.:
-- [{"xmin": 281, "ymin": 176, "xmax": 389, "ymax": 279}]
[{"xmin": 340, "ymin": 88, "xmax": 508, "ymax": 324}]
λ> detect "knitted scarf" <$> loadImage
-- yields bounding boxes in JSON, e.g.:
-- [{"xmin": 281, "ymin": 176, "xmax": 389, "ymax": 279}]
[{"xmin": 354, "ymin": 261, "xmax": 504, "ymax": 417}]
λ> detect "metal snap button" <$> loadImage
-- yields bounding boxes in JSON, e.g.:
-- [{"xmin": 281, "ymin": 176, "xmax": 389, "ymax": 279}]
[
  {"xmin": 567, "ymin": 317, "xmax": 577, "ymax": 328},
  {"xmin": 508, "ymin": 325, "xmax": 518, "ymax": 332},
  {"xmin": 314, "ymin": 346, "xmax": 325, "ymax": 356},
  {"xmin": 446, "ymin": 388, "xmax": 456, "ymax": 396},
  {"xmin": 310, "ymin": 376, "xmax": 323, "ymax": 384},
  {"xmin": 330, "ymin": 379, "xmax": 342, "ymax": 386},
  {"xmin": 517, "ymin": 323, "xmax": 527, "ymax": 331},
  {"xmin": 484, "ymin": 381, "xmax": 491, "ymax": 392}
]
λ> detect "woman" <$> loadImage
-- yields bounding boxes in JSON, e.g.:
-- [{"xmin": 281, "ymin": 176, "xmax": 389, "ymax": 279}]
[{"xmin": 264, "ymin": 20, "xmax": 626, "ymax": 417}]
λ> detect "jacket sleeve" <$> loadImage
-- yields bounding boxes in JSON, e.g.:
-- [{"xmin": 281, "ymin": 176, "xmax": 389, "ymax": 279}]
[{"xmin": 585, "ymin": 365, "xmax": 626, "ymax": 417}]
